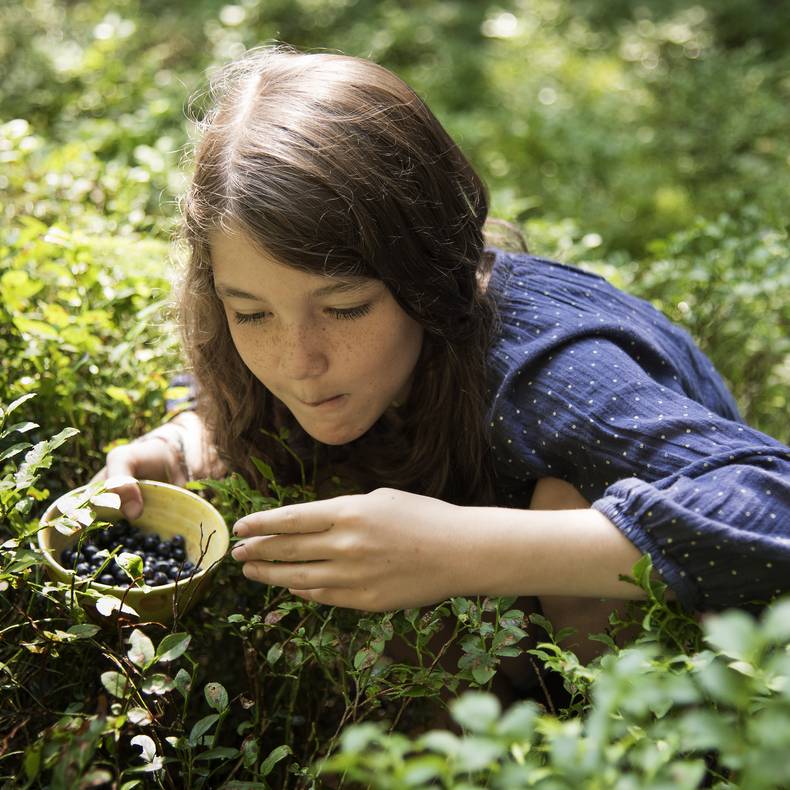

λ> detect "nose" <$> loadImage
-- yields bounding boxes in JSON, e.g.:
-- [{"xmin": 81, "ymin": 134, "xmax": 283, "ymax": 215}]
[{"xmin": 278, "ymin": 324, "xmax": 329, "ymax": 380}]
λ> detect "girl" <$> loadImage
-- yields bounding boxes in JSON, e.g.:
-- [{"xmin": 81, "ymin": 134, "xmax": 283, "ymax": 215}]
[{"xmin": 96, "ymin": 45, "xmax": 789, "ymax": 666}]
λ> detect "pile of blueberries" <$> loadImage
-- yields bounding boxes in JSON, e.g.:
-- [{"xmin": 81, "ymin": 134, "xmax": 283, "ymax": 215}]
[{"xmin": 60, "ymin": 519, "xmax": 200, "ymax": 587}]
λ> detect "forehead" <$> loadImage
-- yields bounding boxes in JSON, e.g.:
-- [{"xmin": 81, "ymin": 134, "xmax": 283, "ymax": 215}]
[{"xmin": 209, "ymin": 230, "xmax": 375, "ymax": 297}]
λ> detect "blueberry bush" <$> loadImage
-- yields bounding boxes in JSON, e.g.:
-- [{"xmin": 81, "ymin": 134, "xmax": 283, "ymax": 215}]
[{"xmin": 2, "ymin": 0, "xmax": 789, "ymax": 787}]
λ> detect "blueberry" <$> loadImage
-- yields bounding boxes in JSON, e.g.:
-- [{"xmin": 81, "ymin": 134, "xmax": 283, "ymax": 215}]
[
  {"xmin": 152, "ymin": 572, "xmax": 169, "ymax": 586},
  {"xmin": 82, "ymin": 543, "xmax": 98, "ymax": 557},
  {"xmin": 143, "ymin": 534, "xmax": 159, "ymax": 551},
  {"xmin": 167, "ymin": 565, "xmax": 180, "ymax": 580},
  {"xmin": 122, "ymin": 535, "xmax": 138, "ymax": 548},
  {"xmin": 155, "ymin": 560, "xmax": 170, "ymax": 574},
  {"xmin": 98, "ymin": 573, "xmax": 115, "ymax": 585},
  {"xmin": 61, "ymin": 549, "xmax": 75, "ymax": 566},
  {"xmin": 171, "ymin": 535, "xmax": 185, "ymax": 548},
  {"xmin": 182, "ymin": 560, "xmax": 194, "ymax": 572},
  {"xmin": 75, "ymin": 562, "xmax": 90, "ymax": 576},
  {"xmin": 172, "ymin": 546, "xmax": 185, "ymax": 561}
]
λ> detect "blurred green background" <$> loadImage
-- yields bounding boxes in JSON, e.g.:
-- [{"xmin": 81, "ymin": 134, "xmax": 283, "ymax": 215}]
[{"xmin": 2, "ymin": 0, "xmax": 789, "ymax": 476}]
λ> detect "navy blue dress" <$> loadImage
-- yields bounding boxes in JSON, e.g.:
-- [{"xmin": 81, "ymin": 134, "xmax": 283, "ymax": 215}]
[
  {"xmin": 485, "ymin": 248, "xmax": 790, "ymax": 612},
  {"xmin": 167, "ymin": 248, "xmax": 790, "ymax": 613}
]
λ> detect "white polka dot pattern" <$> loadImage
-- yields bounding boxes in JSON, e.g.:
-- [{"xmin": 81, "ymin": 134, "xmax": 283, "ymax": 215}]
[{"xmin": 485, "ymin": 249, "xmax": 790, "ymax": 612}]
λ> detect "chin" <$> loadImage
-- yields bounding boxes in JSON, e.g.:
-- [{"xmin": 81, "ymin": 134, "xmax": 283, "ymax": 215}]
[{"xmin": 302, "ymin": 422, "xmax": 370, "ymax": 447}]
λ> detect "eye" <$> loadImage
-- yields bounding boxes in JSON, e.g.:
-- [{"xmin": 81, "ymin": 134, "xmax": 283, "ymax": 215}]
[
  {"xmin": 232, "ymin": 303, "xmax": 373, "ymax": 326},
  {"xmin": 233, "ymin": 311, "xmax": 269, "ymax": 325},
  {"xmin": 328, "ymin": 304, "xmax": 373, "ymax": 320}
]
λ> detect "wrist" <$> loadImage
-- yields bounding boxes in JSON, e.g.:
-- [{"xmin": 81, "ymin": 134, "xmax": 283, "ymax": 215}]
[{"xmin": 135, "ymin": 425, "xmax": 192, "ymax": 482}]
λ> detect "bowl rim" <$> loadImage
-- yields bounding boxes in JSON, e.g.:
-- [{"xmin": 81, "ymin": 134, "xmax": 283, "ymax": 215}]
[{"xmin": 37, "ymin": 478, "xmax": 229, "ymax": 593}]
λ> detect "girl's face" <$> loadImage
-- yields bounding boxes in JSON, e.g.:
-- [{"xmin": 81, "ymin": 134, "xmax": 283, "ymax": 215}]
[{"xmin": 210, "ymin": 230, "xmax": 424, "ymax": 446}]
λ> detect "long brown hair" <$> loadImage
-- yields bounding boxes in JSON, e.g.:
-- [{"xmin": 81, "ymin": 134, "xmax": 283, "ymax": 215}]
[{"xmin": 176, "ymin": 44, "xmax": 507, "ymax": 505}]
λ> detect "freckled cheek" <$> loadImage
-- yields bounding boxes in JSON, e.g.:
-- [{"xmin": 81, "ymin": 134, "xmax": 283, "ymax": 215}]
[{"xmin": 228, "ymin": 327, "xmax": 276, "ymax": 379}]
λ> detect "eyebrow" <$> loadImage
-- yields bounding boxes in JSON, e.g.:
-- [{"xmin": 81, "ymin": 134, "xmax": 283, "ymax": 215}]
[{"xmin": 214, "ymin": 279, "xmax": 373, "ymax": 300}]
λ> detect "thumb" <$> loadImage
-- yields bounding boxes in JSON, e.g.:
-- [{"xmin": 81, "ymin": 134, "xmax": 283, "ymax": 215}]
[{"xmin": 104, "ymin": 474, "xmax": 144, "ymax": 520}]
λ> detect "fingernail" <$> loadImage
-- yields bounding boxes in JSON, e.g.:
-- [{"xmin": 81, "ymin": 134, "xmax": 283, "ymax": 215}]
[
  {"xmin": 233, "ymin": 522, "xmax": 246, "ymax": 536},
  {"xmin": 231, "ymin": 543, "xmax": 245, "ymax": 559},
  {"xmin": 123, "ymin": 501, "xmax": 142, "ymax": 520}
]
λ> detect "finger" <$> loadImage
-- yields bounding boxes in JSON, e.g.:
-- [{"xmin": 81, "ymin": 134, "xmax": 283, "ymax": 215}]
[
  {"xmin": 240, "ymin": 560, "xmax": 341, "ymax": 590},
  {"xmin": 104, "ymin": 449, "xmax": 145, "ymax": 520},
  {"xmin": 231, "ymin": 533, "xmax": 334, "ymax": 563},
  {"xmin": 234, "ymin": 495, "xmax": 352, "ymax": 537}
]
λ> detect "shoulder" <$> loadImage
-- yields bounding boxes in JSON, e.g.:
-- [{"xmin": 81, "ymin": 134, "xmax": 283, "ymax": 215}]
[{"xmin": 486, "ymin": 247, "xmax": 610, "ymax": 298}]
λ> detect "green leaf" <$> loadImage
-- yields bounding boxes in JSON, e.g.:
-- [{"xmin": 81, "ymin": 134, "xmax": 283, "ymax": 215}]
[
  {"xmin": 704, "ymin": 610, "xmax": 759, "ymax": 662},
  {"xmin": 266, "ymin": 643, "xmax": 283, "ymax": 666},
  {"xmin": 189, "ymin": 714, "xmax": 220, "ymax": 747},
  {"xmin": 251, "ymin": 457, "xmax": 275, "ymax": 483},
  {"xmin": 259, "ymin": 744, "xmax": 292, "ymax": 778},
  {"xmin": 204, "ymin": 681, "xmax": 229, "ymax": 712},
  {"xmin": 46, "ymin": 426, "xmax": 80, "ymax": 451},
  {"xmin": 242, "ymin": 737, "xmax": 259, "ymax": 768},
  {"xmin": 353, "ymin": 647, "xmax": 377, "ymax": 671},
  {"xmin": 66, "ymin": 624, "xmax": 101, "ymax": 639},
  {"xmin": 174, "ymin": 668, "xmax": 192, "ymax": 699},
  {"xmin": 127, "ymin": 707, "xmax": 153, "ymax": 726},
  {"xmin": 117, "ymin": 552, "xmax": 144, "ymax": 584},
  {"xmin": 527, "ymin": 613, "xmax": 554, "ymax": 639},
  {"xmin": 455, "ymin": 736, "xmax": 505, "ymax": 773},
  {"xmin": 3, "ymin": 421, "xmax": 38, "ymax": 436},
  {"xmin": 495, "ymin": 701, "xmax": 540, "ymax": 738},
  {"xmin": 141, "ymin": 673, "xmax": 174, "ymax": 696},
  {"xmin": 90, "ymin": 491, "xmax": 122, "ymax": 509},
  {"xmin": 95, "ymin": 595, "xmax": 139, "ymax": 617},
  {"xmin": 0, "ymin": 442, "xmax": 32, "ymax": 462},
  {"xmin": 155, "ymin": 632, "xmax": 191, "ymax": 662},
  {"xmin": 762, "ymin": 598, "xmax": 790, "ymax": 643},
  {"xmin": 128, "ymin": 629, "xmax": 155, "ymax": 669},
  {"xmin": 131, "ymin": 734, "xmax": 157, "ymax": 763},
  {"xmin": 5, "ymin": 392, "xmax": 36, "ymax": 416},
  {"xmin": 101, "ymin": 671, "xmax": 130, "ymax": 698},
  {"xmin": 194, "ymin": 746, "xmax": 240, "ymax": 761},
  {"xmin": 402, "ymin": 755, "xmax": 446, "ymax": 785},
  {"xmin": 450, "ymin": 692, "xmax": 501, "ymax": 732},
  {"xmin": 419, "ymin": 731, "xmax": 461, "ymax": 756},
  {"xmin": 23, "ymin": 741, "xmax": 42, "ymax": 782},
  {"xmin": 471, "ymin": 665, "xmax": 497, "ymax": 685}
]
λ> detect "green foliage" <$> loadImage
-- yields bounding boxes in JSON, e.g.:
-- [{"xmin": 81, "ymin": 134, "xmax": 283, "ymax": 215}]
[
  {"xmin": 321, "ymin": 597, "xmax": 790, "ymax": 789},
  {"xmin": 1, "ymin": 0, "xmax": 788, "ymax": 787}
]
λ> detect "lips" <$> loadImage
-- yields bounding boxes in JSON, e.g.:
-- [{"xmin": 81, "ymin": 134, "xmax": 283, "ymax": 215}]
[{"xmin": 302, "ymin": 394, "xmax": 343, "ymax": 406}]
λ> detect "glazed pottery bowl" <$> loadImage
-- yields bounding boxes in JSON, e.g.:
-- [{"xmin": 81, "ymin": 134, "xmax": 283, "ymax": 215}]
[{"xmin": 38, "ymin": 479, "xmax": 229, "ymax": 623}]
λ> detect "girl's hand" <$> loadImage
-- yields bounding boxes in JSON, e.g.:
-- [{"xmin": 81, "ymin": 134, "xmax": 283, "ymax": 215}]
[
  {"xmin": 90, "ymin": 427, "xmax": 190, "ymax": 521},
  {"xmin": 231, "ymin": 488, "xmax": 468, "ymax": 611}
]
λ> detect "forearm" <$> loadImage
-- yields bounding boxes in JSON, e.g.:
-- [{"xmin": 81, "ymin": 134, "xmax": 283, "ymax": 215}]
[
  {"xmin": 155, "ymin": 410, "xmax": 227, "ymax": 481},
  {"xmin": 458, "ymin": 505, "xmax": 649, "ymax": 600}
]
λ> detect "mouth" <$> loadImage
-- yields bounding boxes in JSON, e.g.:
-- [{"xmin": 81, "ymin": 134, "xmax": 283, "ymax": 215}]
[{"xmin": 301, "ymin": 394, "xmax": 346, "ymax": 407}]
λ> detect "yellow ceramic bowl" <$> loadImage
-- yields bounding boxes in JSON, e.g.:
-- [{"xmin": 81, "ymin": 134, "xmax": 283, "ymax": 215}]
[{"xmin": 38, "ymin": 480, "xmax": 229, "ymax": 623}]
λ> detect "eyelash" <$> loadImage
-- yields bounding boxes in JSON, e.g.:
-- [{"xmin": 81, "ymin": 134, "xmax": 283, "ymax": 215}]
[{"xmin": 233, "ymin": 303, "xmax": 373, "ymax": 326}]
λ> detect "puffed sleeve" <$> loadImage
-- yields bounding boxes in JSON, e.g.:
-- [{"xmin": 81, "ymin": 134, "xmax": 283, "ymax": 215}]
[{"xmin": 493, "ymin": 336, "xmax": 790, "ymax": 612}]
